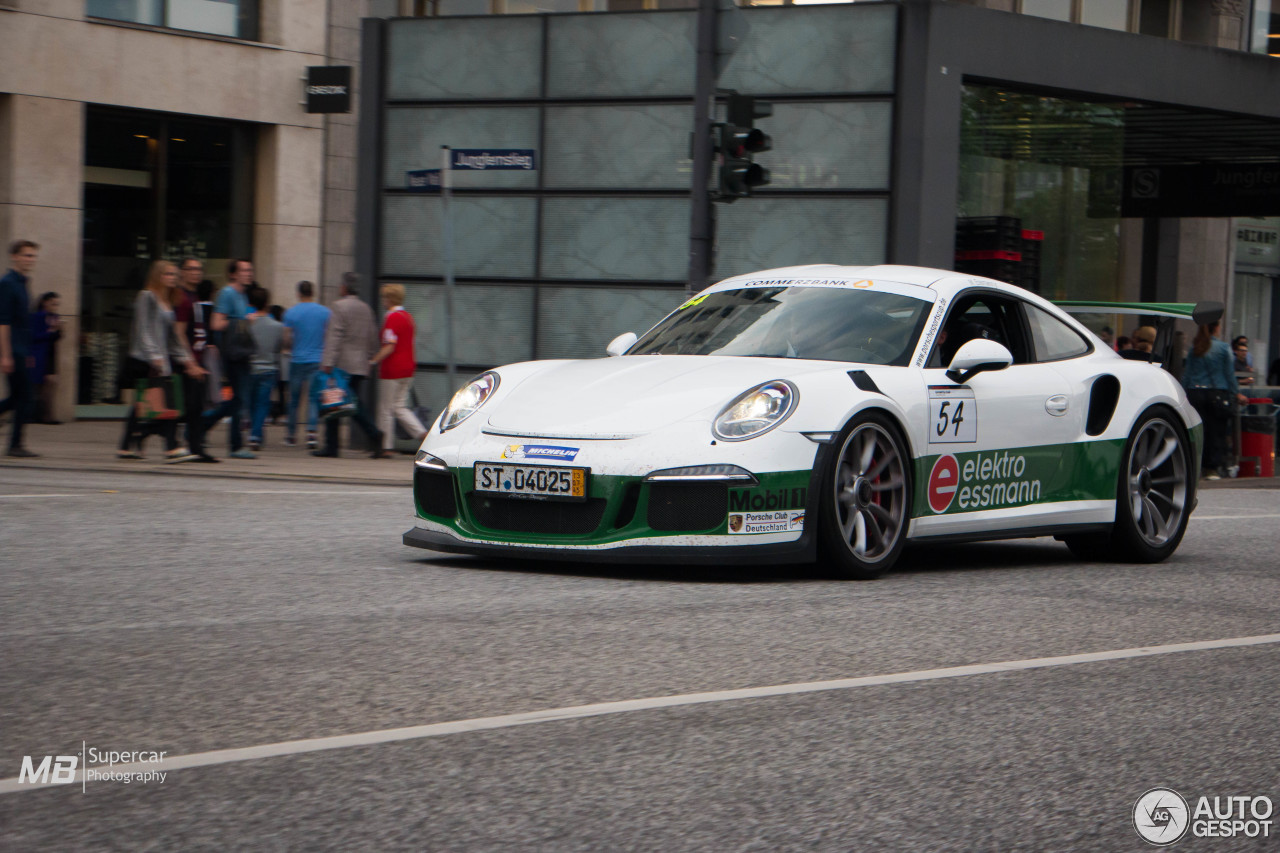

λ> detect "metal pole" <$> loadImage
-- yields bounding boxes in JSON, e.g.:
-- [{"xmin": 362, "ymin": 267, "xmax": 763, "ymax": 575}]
[
  {"xmin": 442, "ymin": 145, "xmax": 457, "ymax": 392},
  {"xmin": 687, "ymin": 0, "xmax": 718, "ymax": 296}
]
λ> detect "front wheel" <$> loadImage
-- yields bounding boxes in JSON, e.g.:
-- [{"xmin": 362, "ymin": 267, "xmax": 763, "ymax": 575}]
[
  {"xmin": 1064, "ymin": 407, "xmax": 1193, "ymax": 562},
  {"xmin": 817, "ymin": 411, "xmax": 912, "ymax": 579}
]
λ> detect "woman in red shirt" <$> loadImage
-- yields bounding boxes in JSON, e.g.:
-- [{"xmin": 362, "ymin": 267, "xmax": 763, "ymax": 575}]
[{"xmin": 371, "ymin": 283, "xmax": 427, "ymax": 456}]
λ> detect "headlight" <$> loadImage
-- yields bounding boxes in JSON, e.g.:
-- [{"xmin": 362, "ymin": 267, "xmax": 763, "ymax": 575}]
[
  {"xmin": 713, "ymin": 380, "xmax": 798, "ymax": 441},
  {"xmin": 440, "ymin": 371, "xmax": 500, "ymax": 432}
]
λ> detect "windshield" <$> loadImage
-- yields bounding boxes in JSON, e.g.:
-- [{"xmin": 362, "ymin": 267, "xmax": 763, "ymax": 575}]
[{"xmin": 629, "ymin": 286, "xmax": 931, "ymax": 366}]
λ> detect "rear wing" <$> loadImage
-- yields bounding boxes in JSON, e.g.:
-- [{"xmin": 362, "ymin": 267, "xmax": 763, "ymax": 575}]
[
  {"xmin": 1055, "ymin": 300, "xmax": 1223, "ymax": 325},
  {"xmin": 1054, "ymin": 300, "xmax": 1224, "ymax": 372}
]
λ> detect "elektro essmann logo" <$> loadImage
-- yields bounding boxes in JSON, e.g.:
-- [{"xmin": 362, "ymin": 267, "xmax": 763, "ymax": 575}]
[
  {"xmin": 18, "ymin": 745, "xmax": 169, "ymax": 789},
  {"xmin": 1133, "ymin": 787, "xmax": 1273, "ymax": 845}
]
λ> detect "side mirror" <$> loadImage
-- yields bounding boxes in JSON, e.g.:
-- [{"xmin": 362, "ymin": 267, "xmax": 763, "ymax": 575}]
[
  {"xmin": 946, "ymin": 339, "xmax": 1013, "ymax": 384},
  {"xmin": 606, "ymin": 332, "xmax": 637, "ymax": 357}
]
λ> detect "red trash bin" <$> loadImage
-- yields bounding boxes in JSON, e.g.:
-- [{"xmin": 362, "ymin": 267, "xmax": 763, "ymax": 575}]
[{"xmin": 1239, "ymin": 399, "xmax": 1277, "ymax": 478}]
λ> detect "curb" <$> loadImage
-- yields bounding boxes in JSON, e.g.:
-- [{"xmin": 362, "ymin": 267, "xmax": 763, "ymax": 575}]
[{"xmin": 0, "ymin": 459, "xmax": 411, "ymax": 488}]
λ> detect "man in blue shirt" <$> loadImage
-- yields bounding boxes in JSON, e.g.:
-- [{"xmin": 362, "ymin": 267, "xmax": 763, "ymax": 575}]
[
  {"xmin": 201, "ymin": 258, "xmax": 256, "ymax": 458},
  {"xmin": 281, "ymin": 280, "xmax": 331, "ymax": 449},
  {"xmin": 0, "ymin": 240, "xmax": 41, "ymax": 457}
]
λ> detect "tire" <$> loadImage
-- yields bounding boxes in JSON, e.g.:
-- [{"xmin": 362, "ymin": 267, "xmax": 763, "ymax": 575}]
[
  {"xmin": 817, "ymin": 411, "xmax": 912, "ymax": 579},
  {"xmin": 1064, "ymin": 407, "xmax": 1194, "ymax": 563}
]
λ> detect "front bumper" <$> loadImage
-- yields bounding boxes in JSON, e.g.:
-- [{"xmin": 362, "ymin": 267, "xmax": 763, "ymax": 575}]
[
  {"xmin": 402, "ymin": 522, "xmax": 815, "ymax": 565},
  {"xmin": 406, "ymin": 432, "xmax": 834, "ymax": 564}
]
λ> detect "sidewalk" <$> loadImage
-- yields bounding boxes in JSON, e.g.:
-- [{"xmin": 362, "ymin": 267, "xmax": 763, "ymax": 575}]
[
  {"xmin": 0, "ymin": 419, "xmax": 411, "ymax": 487},
  {"xmin": 1, "ymin": 419, "xmax": 1275, "ymax": 490}
]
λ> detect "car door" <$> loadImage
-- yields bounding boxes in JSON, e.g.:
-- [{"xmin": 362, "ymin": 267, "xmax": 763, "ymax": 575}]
[{"xmin": 913, "ymin": 290, "xmax": 1083, "ymax": 537}]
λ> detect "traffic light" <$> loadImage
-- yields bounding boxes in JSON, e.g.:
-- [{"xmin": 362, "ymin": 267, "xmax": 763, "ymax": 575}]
[{"xmin": 716, "ymin": 94, "xmax": 772, "ymax": 202}]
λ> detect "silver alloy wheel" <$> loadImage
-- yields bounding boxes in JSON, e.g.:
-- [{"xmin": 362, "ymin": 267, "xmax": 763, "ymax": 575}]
[
  {"xmin": 834, "ymin": 422, "xmax": 908, "ymax": 562},
  {"xmin": 1126, "ymin": 416, "xmax": 1189, "ymax": 547}
]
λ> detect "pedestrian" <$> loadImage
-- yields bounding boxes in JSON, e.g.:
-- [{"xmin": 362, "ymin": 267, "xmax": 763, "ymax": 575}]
[
  {"xmin": 246, "ymin": 286, "xmax": 283, "ymax": 452},
  {"xmin": 172, "ymin": 258, "xmax": 217, "ymax": 462},
  {"xmin": 29, "ymin": 291, "xmax": 63, "ymax": 424},
  {"xmin": 118, "ymin": 260, "xmax": 199, "ymax": 462},
  {"xmin": 313, "ymin": 272, "xmax": 384, "ymax": 458},
  {"xmin": 195, "ymin": 278, "xmax": 221, "ymax": 412},
  {"xmin": 1118, "ymin": 325, "xmax": 1159, "ymax": 363},
  {"xmin": 1232, "ymin": 336, "xmax": 1255, "ymax": 387},
  {"xmin": 268, "ymin": 304, "xmax": 287, "ymax": 425},
  {"xmin": 282, "ymin": 280, "xmax": 330, "ymax": 449},
  {"xmin": 0, "ymin": 239, "xmax": 41, "ymax": 457},
  {"xmin": 1182, "ymin": 319, "xmax": 1247, "ymax": 480},
  {"xmin": 370, "ymin": 283, "xmax": 426, "ymax": 457},
  {"xmin": 202, "ymin": 258, "xmax": 256, "ymax": 459}
]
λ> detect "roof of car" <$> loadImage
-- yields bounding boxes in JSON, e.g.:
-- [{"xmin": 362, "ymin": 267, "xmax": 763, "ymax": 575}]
[{"xmin": 719, "ymin": 264, "xmax": 949, "ymax": 287}]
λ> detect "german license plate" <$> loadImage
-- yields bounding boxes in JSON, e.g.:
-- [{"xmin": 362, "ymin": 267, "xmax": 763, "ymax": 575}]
[{"xmin": 474, "ymin": 463, "xmax": 587, "ymax": 501}]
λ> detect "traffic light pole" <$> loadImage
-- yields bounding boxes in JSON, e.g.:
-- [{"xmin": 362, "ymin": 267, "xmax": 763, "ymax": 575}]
[
  {"xmin": 441, "ymin": 145, "xmax": 457, "ymax": 392},
  {"xmin": 687, "ymin": 0, "xmax": 718, "ymax": 296}
]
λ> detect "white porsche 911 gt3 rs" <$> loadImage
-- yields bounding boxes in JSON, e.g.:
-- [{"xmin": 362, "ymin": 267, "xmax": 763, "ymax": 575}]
[{"xmin": 404, "ymin": 265, "xmax": 1206, "ymax": 578}]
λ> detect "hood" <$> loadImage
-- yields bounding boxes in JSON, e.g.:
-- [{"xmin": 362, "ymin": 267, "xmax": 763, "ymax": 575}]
[{"xmin": 484, "ymin": 355, "xmax": 825, "ymax": 439}]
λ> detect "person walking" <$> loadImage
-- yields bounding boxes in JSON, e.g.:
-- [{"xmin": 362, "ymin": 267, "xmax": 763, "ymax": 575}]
[
  {"xmin": 1182, "ymin": 319, "xmax": 1247, "ymax": 480},
  {"xmin": 0, "ymin": 239, "xmax": 41, "ymax": 457},
  {"xmin": 370, "ymin": 283, "xmax": 426, "ymax": 456},
  {"xmin": 29, "ymin": 291, "xmax": 63, "ymax": 424},
  {"xmin": 246, "ymin": 286, "xmax": 283, "ymax": 451},
  {"xmin": 313, "ymin": 272, "xmax": 384, "ymax": 458},
  {"xmin": 281, "ymin": 280, "xmax": 330, "ymax": 449},
  {"xmin": 172, "ymin": 258, "xmax": 217, "ymax": 462},
  {"xmin": 118, "ymin": 260, "xmax": 199, "ymax": 461},
  {"xmin": 202, "ymin": 258, "xmax": 256, "ymax": 459}
]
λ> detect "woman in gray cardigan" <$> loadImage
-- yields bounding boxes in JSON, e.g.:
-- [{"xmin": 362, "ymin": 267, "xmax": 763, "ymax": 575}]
[{"xmin": 118, "ymin": 260, "xmax": 199, "ymax": 460}]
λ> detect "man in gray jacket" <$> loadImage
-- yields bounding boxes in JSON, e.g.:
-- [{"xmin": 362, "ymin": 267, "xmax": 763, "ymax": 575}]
[{"xmin": 312, "ymin": 272, "xmax": 386, "ymax": 458}]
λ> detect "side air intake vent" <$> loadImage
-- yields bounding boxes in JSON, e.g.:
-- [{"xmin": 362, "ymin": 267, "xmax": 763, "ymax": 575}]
[{"xmin": 1087, "ymin": 375, "xmax": 1121, "ymax": 436}]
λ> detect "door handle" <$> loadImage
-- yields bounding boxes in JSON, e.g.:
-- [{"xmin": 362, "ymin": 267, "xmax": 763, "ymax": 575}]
[{"xmin": 1045, "ymin": 395, "xmax": 1069, "ymax": 417}]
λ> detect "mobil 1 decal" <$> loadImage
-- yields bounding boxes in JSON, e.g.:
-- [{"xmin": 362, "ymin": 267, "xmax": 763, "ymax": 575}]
[
  {"xmin": 928, "ymin": 386, "xmax": 976, "ymax": 444},
  {"xmin": 917, "ymin": 440, "xmax": 1122, "ymax": 516}
]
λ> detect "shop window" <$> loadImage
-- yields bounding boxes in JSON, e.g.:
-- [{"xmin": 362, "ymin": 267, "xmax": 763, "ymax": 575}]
[
  {"xmin": 86, "ymin": 0, "xmax": 259, "ymax": 41},
  {"xmin": 1251, "ymin": 0, "xmax": 1280, "ymax": 54},
  {"xmin": 80, "ymin": 108, "xmax": 255, "ymax": 406},
  {"xmin": 1021, "ymin": 0, "xmax": 1134, "ymax": 31}
]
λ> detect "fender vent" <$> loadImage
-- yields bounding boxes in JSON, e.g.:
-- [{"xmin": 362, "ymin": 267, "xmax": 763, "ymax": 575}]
[
  {"xmin": 1086, "ymin": 375, "xmax": 1121, "ymax": 436},
  {"xmin": 848, "ymin": 371, "xmax": 882, "ymax": 394}
]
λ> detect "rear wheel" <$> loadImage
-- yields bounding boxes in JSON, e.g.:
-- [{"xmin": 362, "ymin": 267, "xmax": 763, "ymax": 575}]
[
  {"xmin": 818, "ymin": 412, "xmax": 912, "ymax": 579},
  {"xmin": 1064, "ymin": 407, "xmax": 1193, "ymax": 562}
]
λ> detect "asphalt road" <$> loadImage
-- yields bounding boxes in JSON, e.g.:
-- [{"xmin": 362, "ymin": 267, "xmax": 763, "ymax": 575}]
[{"xmin": 2, "ymin": 467, "xmax": 1278, "ymax": 851}]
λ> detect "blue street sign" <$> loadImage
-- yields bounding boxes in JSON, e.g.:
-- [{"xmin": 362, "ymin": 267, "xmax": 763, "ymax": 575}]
[
  {"xmin": 450, "ymin": 149, "xmax": 537, "ymax": 171},
  {"xmin": 406, "ymin": 169, "xmax": 442, "ymax": 191}
]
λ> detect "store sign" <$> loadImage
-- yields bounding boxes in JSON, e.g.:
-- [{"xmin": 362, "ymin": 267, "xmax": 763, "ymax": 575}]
[
  {"xmin": 305, "ymin": 66, "xmax": 352, "ymax": 114},
  {"xmin": 1121, "ymin": 164, "xmax": 1280, "ymax": 217},
  {"xmin": 1235, "ymin": 217, "xmax": 1280, "ymax": 271}
]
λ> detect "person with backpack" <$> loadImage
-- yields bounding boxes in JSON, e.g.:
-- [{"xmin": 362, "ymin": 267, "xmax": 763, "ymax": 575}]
[
  {"xmin": 172, "ymin": 258, "xmax": 216, "ymax": 462},
  {"xmin": 201, "ymin": 258, "xmax": 257, "ymax": 459}
]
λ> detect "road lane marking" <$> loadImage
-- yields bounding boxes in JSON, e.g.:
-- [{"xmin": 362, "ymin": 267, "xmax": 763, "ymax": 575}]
[
  {"xmin": 4, "ymin": 632, "xmax": 1279, "ymax": 794},
  {"xmin": 0, "ymin": 494, "xmax": 106, "ymax": 499},
  {"xmin": 230, "ymin": 490, "xmax": 400, "ymax": 495},
  {"xmin": 1192, "ymin": 513, "xmax": 1280, "ymax": 520}
]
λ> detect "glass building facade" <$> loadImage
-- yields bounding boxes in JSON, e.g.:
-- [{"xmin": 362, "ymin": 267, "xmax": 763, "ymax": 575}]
[{"xmin": 376, "ymin": 5, "xmax": 896, "ymax": 408}]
